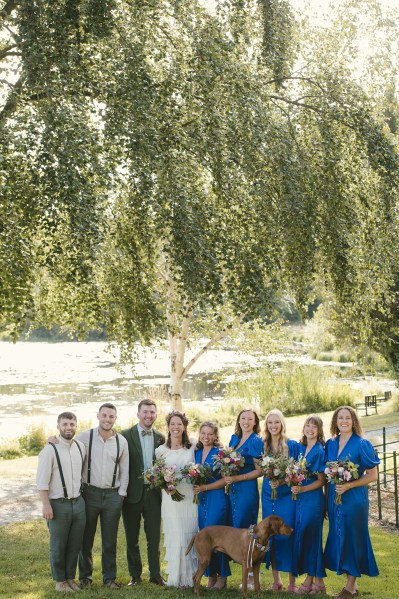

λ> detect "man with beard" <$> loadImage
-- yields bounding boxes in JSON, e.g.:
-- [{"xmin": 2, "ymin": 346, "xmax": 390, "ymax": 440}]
[{"xmin": 37, "ymin": 412, "xmax": 86, "ymax": 593}]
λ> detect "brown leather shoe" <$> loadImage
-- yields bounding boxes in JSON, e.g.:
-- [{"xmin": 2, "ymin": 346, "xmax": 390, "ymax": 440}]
[
  {"xmin": 127, "ymin": 577, "xmax": 142, "ymax": 587},
  {"xmin": 104, "ymin": 580, "xmax": 121, "ymax": 589},
  {"xmin": 336, "ymin": 588, "xmax": 357, "ymax": 598},
  {"xmin": 150, "ymin": 577, "xmax": 167, "ymax": 586}
]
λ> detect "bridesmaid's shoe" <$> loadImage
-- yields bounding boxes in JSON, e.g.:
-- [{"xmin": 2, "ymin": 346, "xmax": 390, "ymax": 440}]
[
  {"xmin": 212, "ymin": 576, "xmax": 227, "ymax": 590},
  {"xmin": 288, "ymin": 584, "xmax": 299, "ymax": 593},
  {"xmin": 296, "ymin": 583, "xmax": 313, "ymax": 594},
  {"xmin": 271, "ymin": 581, "xmax": 283, "ymax": 591},
  {"xmin": 206, "ymin": 577, "xmax": 217, "ymax": 589},
  {"xmin": 309, "ymin": 583, "xmax": 326, "ymax": 594},
  {"xmin": 336, "ymin": 588, "xmax": 357, "ymax": 598}
]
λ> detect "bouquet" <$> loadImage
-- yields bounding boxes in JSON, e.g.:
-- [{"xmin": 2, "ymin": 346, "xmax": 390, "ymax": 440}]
[
  {"xmin": 143, "ymin": 458, "xmax": 184, "ymax": 502},
  {"xmin": 325, "ymin": 457, "xmax": 359, "ymax": 505},
  {"xmin": 181, "ymin": 462, "xmax": 213, "ymax": 504},
  {"xmin": 284, "ymin": 455, "xmax": 309, "ymax": 500},
  {"xmin": 212, "ymin": 447, "xmax": 245, "ymax": 494},
  {"xmin": 255, "ymin": 454, "xmax": 289, "ymax": 500}
]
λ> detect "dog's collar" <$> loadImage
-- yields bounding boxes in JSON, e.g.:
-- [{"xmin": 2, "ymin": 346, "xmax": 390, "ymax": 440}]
[{"xmin": 247, "ymin": 524, "xmax": 270, "ymax": 553}]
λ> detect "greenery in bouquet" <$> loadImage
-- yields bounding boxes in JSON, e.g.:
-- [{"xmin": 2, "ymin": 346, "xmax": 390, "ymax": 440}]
[
  {"xmin": 181, "ymin": 462, "xmax": 213, "ymax": 504},
  {"xmin": 255, "ymin": 453, "xmax": 289, "ymax": 500},
  {"xmin": 143, "ymin": 457, "xmax": 185, "ymax": 502},
  {"xmin": 284, "ymin": 455, "xmax": 309, "ymax": 500},
  {"xmin": 212, "ymin": 447, "xmax": 245, "ymax": 494},
  {"xmin": 325, "ymin": 457, "xmax": 359, "ymax": 505}
]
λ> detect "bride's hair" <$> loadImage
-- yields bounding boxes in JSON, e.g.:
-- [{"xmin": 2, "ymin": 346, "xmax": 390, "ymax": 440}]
[{"xmin": 165, "ymin": 410, "xmax": 192, "ymax": 449}]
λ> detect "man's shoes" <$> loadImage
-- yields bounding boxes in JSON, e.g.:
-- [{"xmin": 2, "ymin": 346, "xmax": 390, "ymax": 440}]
[
  {"xmin": 66, "ymin": 580, "xmax": 81, "ymax": 591},
  {"xmin": 79, "ymin": 579, "xmax": 92, "ymax": 589},
  {"xmin": 150, "ymin": 577, "xmax": 167, "ymax": 586},
  {"xmin": 127, "ymin": 577, "xmax": 142, "ymax": 587},
  {"xmin": 55, "ymin": 581, "xmax": 74, "ymax": 593},
  {"xmin": 103, "ymin": 580, "xmax": 121, "ymax": 589}
]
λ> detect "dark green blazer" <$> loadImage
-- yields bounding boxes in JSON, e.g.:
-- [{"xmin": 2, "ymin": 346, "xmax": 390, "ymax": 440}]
[{"xmin": 121, "ymin": 424, "xmax": 165, "ymax": 504}]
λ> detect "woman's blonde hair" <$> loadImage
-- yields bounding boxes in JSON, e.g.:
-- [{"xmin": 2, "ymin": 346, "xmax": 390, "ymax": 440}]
[
  {"xmin": 196, "ymin": 421, "xmax": 222, "ymax": 449},
  {"xmin": 263, "ymin": 408, "xmax": 289, "ymax": 456},
  {"xmin": 330, "ymin": 406, "xmax": 363, "ymax": 438},
  {"xmin": 300, "ymin": 415, "xmax": 325, "ymax": 446}
]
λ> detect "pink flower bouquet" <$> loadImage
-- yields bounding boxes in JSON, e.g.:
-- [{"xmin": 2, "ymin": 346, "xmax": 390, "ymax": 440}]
[
  {"xmin": 212, "ymin": 447, "xmax": 245, "ymax": 494},
  {"xmin": 325, "ymin": 458, "xmax": 359, "ymax": 505},
  {"xmin": 284, "ymin": 455, "xmax": 309, "ymax": 500},
  {"xmin": 255, "ymin": 454, "xmax": 289, "ymax": 500},
  {"xmin": 181, "ymin": 462, "xmax": 213, "ymax": 504},
  {"xmin": 143, "ymin": 458, "xmax": 184, "ymax": 502}
]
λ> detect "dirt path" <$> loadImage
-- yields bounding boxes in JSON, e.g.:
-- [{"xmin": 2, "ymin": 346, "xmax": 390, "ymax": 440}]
[{"xmin": 0, "ymin": 456, "xmax": 42, "ymax": 526}]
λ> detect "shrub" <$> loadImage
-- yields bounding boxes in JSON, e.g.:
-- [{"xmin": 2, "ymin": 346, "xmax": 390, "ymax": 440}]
[
  {"xmin": 225, "ymin": 362, "xmax": 357, "ymax": 416},
  {"xmin": 18, "ymin": 426, "xmax": 47, "ymax": 455}
]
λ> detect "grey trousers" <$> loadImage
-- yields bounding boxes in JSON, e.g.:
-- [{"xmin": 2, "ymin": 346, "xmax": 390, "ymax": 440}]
[
  {"xmin": 48, "ymin": 496, "xmax": 86, "ymax": 582},
  {"xmin": 79, "ymin": 484, "xmax": 123, "ymax": 583}
]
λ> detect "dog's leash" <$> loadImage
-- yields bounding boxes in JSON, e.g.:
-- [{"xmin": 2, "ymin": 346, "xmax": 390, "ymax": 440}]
[{"xmin": 246, "ymin": 524, "xmax": 270, "ymax": 568}]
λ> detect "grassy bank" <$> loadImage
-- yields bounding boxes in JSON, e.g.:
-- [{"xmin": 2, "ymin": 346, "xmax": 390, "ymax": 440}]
[{"xmin": 0, "ymin": 520, "xmax": 397, "ymax": 598}]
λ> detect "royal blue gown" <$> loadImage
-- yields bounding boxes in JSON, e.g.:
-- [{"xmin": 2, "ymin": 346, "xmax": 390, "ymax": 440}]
[
  {"xmin": 292, "ymin": 442, "xmax": 326, "ymax": 578},
  {"xmin": 227, "ymin": 433, "xmax": 264, "ymax": 528},
  {"xmin": 261, "ymin": 439, "xmax": 300, "ymax": 572},
  {"xmin": 323, "ymin": 434, "xmax": 380, "ymax": 577},
  {"xmin": 195, "ymin": 447, "xmax": 231, "ymax": 578}
]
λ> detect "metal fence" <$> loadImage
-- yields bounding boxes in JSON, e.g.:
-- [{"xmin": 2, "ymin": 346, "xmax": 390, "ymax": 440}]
[{"xmin": 365, "ymin": 425, "xmax": 399, "ymax": 528}]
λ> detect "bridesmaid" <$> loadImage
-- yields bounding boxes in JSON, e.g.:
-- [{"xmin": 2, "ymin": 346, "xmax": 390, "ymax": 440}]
[
  {"xmin": 261, "ymin": 408, "xmax": 299, "ymax": 593},
  {"xmin": 291, "ymin": 415, "xmax": 326, "ymax": 595},
  {"xmin": 223, "ymin": 408, "xmax": 263, "ymax": 590},
  {"xmin": 193, "ymin": 421, "xmax": 231, "ymax": 590},
  {"xmin": 324, "ymin": 406, "xmax": 379, "ymax": 598}
]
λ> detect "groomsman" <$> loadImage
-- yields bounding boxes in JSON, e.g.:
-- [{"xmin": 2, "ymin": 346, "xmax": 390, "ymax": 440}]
[
  {"xmin": 121, "ymin": 399, "xmax": 166, "ymax": 587},
  {"xmin": 37, "ymin": 412, "xmax": 86, "ymax": 593}
]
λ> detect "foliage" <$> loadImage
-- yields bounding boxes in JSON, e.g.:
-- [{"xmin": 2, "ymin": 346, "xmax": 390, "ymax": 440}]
[
  {"xmin": 18, "ymin": 426, "xmax": 47, "ymax": 456},
  {"xmin": 1, "ymin": 0, "xmax": 399, "ymax": 398},
  {"xmin": 226, "ymin": 362, "xmax": 358, "ymax": 415}
]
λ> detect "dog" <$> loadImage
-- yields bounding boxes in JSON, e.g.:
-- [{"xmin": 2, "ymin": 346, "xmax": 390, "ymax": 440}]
[{"xmin": 186, "ymin": 515, "xmax": 292, "ymax": 596}]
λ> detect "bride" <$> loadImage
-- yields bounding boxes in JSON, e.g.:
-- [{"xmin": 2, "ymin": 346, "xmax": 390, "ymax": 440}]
[{"xmin": 155, "ymin": 410, "xmax": 198, "ymax": 588}]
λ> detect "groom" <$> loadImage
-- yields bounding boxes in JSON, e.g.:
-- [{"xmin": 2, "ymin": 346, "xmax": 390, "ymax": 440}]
[{"xmin": 121, "ymin": 399, "xmax": 166, "ymax": 587}]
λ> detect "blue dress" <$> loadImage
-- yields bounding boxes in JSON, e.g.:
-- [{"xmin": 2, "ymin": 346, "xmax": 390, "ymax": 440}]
[
  {"xmin": 292, "ymin": 442, "xmax": 326, "ymax": 578},
  {"xmin": 323, "ymin": 434, "xmax": 380, "ymax": 577},
  {"xmin": 195, "ymin": 447, "xmax": 231, "ymax": 578},
  {"xmin": 227, "ymin": 433, "xmax": 264, "ymax": 528},
  {"xmin": 261, "ymin": 439, "xmax": 300, "ymax": 572}
]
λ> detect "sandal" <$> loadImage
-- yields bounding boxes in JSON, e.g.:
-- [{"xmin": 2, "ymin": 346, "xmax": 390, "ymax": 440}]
[
  {"xmin": 206, "ymin": 577, "xmax": 217, "ymax": 589},
  {"xmin": 296, "ymin": 583, "xmax": 313, "ymax": 594},
  {"xmin": 309, "ymin": 583, "xmax": 326, "ymax": 595},
  {"xmin": 271, "ymin": 581, "xmax": 283, "ymax": 591},
  {"xmin": 335, "ymin": 589, "xmax": 357, "ymax": 598},
  {"xmin": 212, "ymin": 576, "xmax": 227, "ymax": 590},
  {"xmin": 288, "ymin": 584, "xmax": 299, "ymax": 593}
]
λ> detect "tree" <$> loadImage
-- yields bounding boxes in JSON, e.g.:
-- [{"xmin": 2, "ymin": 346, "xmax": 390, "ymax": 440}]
[{"xmin": 1, "ymin": 0, "xmax": 399, "ymax": 406}]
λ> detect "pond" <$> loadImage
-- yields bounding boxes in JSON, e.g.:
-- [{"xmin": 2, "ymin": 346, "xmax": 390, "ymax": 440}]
[{"xmin": 0, "ymin": 341, "xmax": 260, "ymax": 440}]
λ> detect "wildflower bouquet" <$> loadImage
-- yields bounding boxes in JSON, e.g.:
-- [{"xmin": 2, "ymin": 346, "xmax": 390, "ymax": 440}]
[
  {"xmin": 325, "ymin": 457, "xmax": 359, "ymax": 505},
  {"xmin": 284, "ymin": 455, "xmax": 309, "ymax": 500},
  {"xmin": 212, "ymin": 447, "xmax": 245, "ymax": 494},
  {"xmin": 255, "ymin": 454, "xmax": 289, "ymax": 500},
  {"xmin": 181, "ymin": 462, "xmax": 213, "ymax": 504},
  {"xmin": 143, "ymin": 458, "xmax": 184, "ymax": 502}
]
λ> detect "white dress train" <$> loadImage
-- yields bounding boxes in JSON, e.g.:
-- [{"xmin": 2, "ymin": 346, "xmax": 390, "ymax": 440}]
[{"xmin": 155, "ymin": 442, "xmax": 199, "ymax": 587}]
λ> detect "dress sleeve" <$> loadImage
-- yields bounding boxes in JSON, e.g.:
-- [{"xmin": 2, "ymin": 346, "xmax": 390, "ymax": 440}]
[
  {"xmin": 288, "ymin": 439, "xmax": 300, "ymax": 459},
  {"xmin": 248, "ymin": 435, "xmax": 264, "ymax": 458},
  {"xmin": 311, "ymin": 444, "xmax": 326, "ymax": 473},
  {"xmin": 155, "ymin": 445, "xmax": 166, "ymax": 459},
  {"xmin": 359, "ymin": 438, "xmax": 380, "ymax": 469},
  {"xmin": 228, "ymin": 434, "xmax": 237, "ymax": 449}
]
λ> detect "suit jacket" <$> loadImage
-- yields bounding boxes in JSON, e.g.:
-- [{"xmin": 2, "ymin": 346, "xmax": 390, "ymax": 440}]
[{"xmin": 121, "ymin": 424, "xmax": 165, "ymax": 504}]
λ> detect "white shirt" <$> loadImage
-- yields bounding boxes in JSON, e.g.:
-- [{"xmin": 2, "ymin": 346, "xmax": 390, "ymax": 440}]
[
  {"xmin": 36, "ymin": 436, "xmax": 85, "ymax": 499},
  {"xmin": 77, "ymin": 428, "xmax": 129, "ymax": 496}
]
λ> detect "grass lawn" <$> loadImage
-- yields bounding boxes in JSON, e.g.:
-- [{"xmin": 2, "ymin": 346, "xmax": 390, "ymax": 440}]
[{"xmin": 0, "ymin": 520, "xmax": 398, "ymax": 599}]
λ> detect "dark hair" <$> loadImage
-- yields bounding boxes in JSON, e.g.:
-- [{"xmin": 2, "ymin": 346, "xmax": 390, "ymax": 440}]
[
  {"xmin": 98, "ymin": 402, "xmax": 117, "ymax": 413},
  {"xmin": 330, "ymin": 406, "xmax": 363, "ymax": 438},
  {"xmin": 300, "ymin": 415, "xmax": 325, "ymax": 446},
  {"xmin": 166, "ymin": 410, "xmax": 192, "ymax": 449},
  {"xmin": 234, "ymin": 408, "xmax": 260, "ymax": 438},
  {"xmin": 196, "ymin": 421, "xmax": 222, "ymax": 449},
  {"xmin": 57, "ymin": 412, "xmax": 77, "ymax": 423},
  {"xmin": 138, "ymin": 399, "xmax": 157, "ymax": 411}
]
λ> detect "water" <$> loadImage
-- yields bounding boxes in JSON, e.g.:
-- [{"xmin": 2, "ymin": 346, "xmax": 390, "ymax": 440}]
[{"xmin": 0, "ymin": 341, "xmax": 259, "ymax": 440}]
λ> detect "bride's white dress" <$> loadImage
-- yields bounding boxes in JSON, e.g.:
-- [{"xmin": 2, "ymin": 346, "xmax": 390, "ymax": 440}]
[{"xmin": 155, "ymin": 443, "xmax": 199, "ymax": 587}]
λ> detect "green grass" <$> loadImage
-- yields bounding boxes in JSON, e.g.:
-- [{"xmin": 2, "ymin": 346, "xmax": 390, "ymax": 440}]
[{"xmin": 0, "ymin": 520, "xmax": 398, "ymax": 598}]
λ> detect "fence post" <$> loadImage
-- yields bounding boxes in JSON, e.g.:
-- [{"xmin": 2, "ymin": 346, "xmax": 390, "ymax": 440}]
[
  {"xmin": 376, "ymin": 457, "xmax": 382, "ymax": 521},
  {"xmin": 394, "ymin": 451, "xmax": 398, "ymax": 529},
  {"xmin": 383, "ymin": 428, "xmax": 387, "ymax": 487}
]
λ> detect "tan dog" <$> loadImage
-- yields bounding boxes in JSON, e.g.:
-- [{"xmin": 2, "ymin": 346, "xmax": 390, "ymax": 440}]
[{"xmin": 186, "ymin": 515, "xmax": 292, "ymax": 596}]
